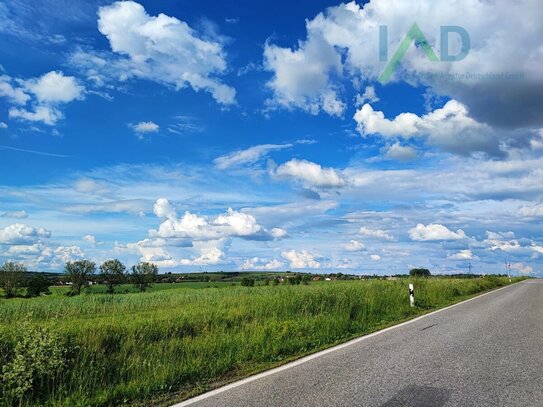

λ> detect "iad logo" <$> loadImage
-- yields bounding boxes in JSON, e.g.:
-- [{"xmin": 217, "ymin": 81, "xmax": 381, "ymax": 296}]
[{"xmin": 379, "ymin": 23, "xmax": 470, "ymax": 83}]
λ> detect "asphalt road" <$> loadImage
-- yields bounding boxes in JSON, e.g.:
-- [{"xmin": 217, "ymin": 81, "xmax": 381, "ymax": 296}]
[{"xmin": 176, "ymin": 280, "xmax": 543, "ymax": 407}]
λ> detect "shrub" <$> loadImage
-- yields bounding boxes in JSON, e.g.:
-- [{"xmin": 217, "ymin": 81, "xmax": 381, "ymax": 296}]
[
  {"xmin": 26, "ymin": 274, "xmax": 51, "ymax": 297},
  {"xmin": 1, "ymin": 323, "xmax": 67, "ymax": 404},
  {"xmin": 241, "ymin": 277, "xmax": 255, "ymax": 287}
]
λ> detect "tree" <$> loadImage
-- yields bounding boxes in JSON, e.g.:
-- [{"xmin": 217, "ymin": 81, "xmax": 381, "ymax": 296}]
[
  {"xmin": 0, "ymin": 262, "xmax": 26, "ymax": 298},
  {"xmin": 99, "ymin": 259, "xmax": 126, "ymax": 294},
  {"xmin": 131, "ymin": 262, "xmax": 158, "ymax": 292},
  {"xmin": 409, "ymin": 268, "xmax": 431, "ymax": 278},
  {"xmin": 241, "ymin": 277, "xmax": 255, "ymax": 287},
  {"xmin": 65, "ymin": 260, "xmax": 96, "ymax": 296},
  {"xmin": 26, "ymin": 274, "xmax": 50, "ymax": 297}
]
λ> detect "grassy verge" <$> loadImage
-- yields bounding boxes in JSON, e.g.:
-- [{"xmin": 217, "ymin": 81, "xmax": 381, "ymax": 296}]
[{"xmin": 0, "ymin": 276, "xmax": 525, "ymax": 406}]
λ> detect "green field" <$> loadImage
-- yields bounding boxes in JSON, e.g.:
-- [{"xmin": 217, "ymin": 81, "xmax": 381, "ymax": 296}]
[{"xmin": 0, "ymin": 276, "xmax": 524, "ymax": 406}]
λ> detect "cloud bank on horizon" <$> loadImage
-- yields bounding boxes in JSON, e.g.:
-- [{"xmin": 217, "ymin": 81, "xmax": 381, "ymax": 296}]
[{"xmin": 0, "ymin": 0, "xmax": 541, "ymax": 276}]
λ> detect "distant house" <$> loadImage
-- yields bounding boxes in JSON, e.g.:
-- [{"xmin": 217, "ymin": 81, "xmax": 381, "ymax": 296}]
[
  {"xmin": 325, "ymin": 277, "xmax": 331, "ymax": 281},
  {"xmin": 312, "ymin": 276, "xmax": 321, "ymax": 281}
]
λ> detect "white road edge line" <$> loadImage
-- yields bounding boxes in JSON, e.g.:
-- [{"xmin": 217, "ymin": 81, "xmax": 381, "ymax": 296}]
[{"xmin": 172, "ymin": 281, "xmax": 525, "ymax": 406}]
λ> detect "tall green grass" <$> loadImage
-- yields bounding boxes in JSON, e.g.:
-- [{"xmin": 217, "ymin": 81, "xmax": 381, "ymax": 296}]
[{"xmin": 0, "ymin": 276, "xmax": 522, "ymax": 406}]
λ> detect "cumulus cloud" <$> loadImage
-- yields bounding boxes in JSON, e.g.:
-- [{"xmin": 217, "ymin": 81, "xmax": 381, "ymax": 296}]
[
  {"xmin": 273, "ymin": 159, "xmax": 346, "ymax": 188},
  {"xmin": 358, "ymin": 227, "xmax": 394, "ymax": 241},
  {"xmin": 149, "ymin": 199, "xmax": 281, "ymax": 242},
  {"xmin": 271, "ymin": 227, "xmax": 287, "ymax": 239},
  {"xmin": 153, "ymin": 198, "xmax": 176, "ymax": 220},
  {"xmin": 0, "ymin": 223, "xmax": 51, "ymax": 245},
  {"xmin": 345, "ymin": 240, "xmax": 366, "ymax": 252},
  {"xmin": 263, "ymin": 33, "xmax": 344, "ymax": 116},
  {"xmin": 370, "ymin": 254, "xmax": 381, "ymax": 261},
  {"xmin": 384, "ymin": 142, "xmax": 418, "ymax": 161},
  {"xmin": 510, "ymin": 262, "xmax": 534, "ymax": 275},
  {"xmin": 214, "ymin": 143, "xmax": 292, "ymax": 169},
  {"xmin": 263, "ymin": 0, "xmax": 543, "ymax": 129},
  {"xmin": 355, "ymin": 85, "xmax": 379, "ymax": 106},
  {"xmin": 24, "ymin": 71, "xmax": 84, "ymax": 103},
  {"xmin": 2, "ymin": 71, "xmax": 84, "ymax": 125},
  {"xmin": 447, "ymin": 249, "xmax": 474, "ymax": 260},
  {"xmin": 281, "ymin": 249, "xmax": 321, "ymax": 269},
  {"xmin": 354, "ymin": 100, "xmax": 506, "ymax": 157},
  {"xmin": 241, "ymin": 257, "xmax": 285, "ymax": 270},
  {"xmin": 409, "ymin": 223, "xmax": 466, "ymax": 241},
  {"xmin": 71, "ymin": 1, "xmax": 235, "ymax": 105},
  {"xmin": 0, "ymin": 75, "xmax": 30, "ymax": 104}
]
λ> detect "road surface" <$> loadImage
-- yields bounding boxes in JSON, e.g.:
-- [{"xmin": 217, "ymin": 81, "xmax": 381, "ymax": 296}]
[{"xmin": 176, "ymin": 280, "xmax": 543, "ymax": 407}]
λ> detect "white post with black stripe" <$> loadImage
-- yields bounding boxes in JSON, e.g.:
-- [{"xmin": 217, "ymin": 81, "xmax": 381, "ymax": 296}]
[{"xmin": 409, "ymin": 283, "xmax": 415, "ymax": 307}]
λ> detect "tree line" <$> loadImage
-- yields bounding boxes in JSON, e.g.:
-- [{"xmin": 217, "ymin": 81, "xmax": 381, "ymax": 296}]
[{"xmin": 0, "ymin": 260, "xmax": 159, "ymax": 298}]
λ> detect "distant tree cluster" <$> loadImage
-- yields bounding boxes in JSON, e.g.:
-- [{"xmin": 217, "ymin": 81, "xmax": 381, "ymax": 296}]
[
  {"xmin": 0, "ymin": 259, "xmax": 159, "ymax": 299},
  {"xmin": 65, "ymin": 259, "xmax": 158, "ymax": 295}
]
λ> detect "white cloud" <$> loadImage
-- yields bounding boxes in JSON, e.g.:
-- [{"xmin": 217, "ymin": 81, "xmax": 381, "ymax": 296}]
[
  {"xmin": 510, "ymin": 262, "xmax": 534, "ymax": 275},
  {"xmin": 355, "ymin": 85, "xmax": 379, "ymax": 106},
  {"xmin": 0, "ymin": 75, "xmax": 30, "ymax": 105},
  {"xmin": 370, "ymin": 254, "xmax": 381, "ymax": 261},
  {"xmin": 345, "ymin": 240, "xmax": 366, "ymax": 252},
  {"xmin": 0, "ymin": 223, "xmax": 51, "ymax": 245},
  {"xmin": 354, "ymin": 100, "xmax": 502, "ymax": 157},
  {"xmin": 241, "ymin": 257, "xmax": 285, "ymax": 270},
  {"xmin": 150, "ymin": 202, "xmax": 276, "ymax": 241},
  {"xmin": 0, "ymin": 122, "xmax": 7, "ymax": 129},
  {"xmin": 384, "ymin": 143, "xmax": 418, "ymax": 161},
  {"xmin": 87, "ymin": 1, "xmax": 235, "ymax": 105},
  {"xmin": 9, "ymin": 105, "xmax": 63, "ymax": 126},
  {"xmin": 153, "ymin": 198, "xmax": 176, "ymax": 220},
  {"xmin": 263, "ymin": 33, "xmax": 344, "ymax": 116},
  {"xmin": 271, "ymin": 227, "xmax": 287, "ymax": 239},
  {"xmin": 131, "ymin": 121, "xmax": 159, "ymax": 134},
  {"xmin": 2, "ymin": 71, "xmax": 84, "ymax": 126},
  {"xmin": 24, "ymin": 71, "xmax": 84, "ymax": 103},
  {"xmin": 448, "ymin": 250, "xmax": 474, "ymax": 260},
  {"xmin": 0, "ymin": 210, "xmax": 27, "ymax": 219},
  {"xmin": 53, "ymin": 245, "xmax": 85, "ymax": 263},
  {"xmin": 273, "ymin": 159, "xmax": 346, "ymax": 188},
  {"xmin": 263, "ymin": 0, "xmax": 543, "ymax": 128},
  {"xmin": 179, "ymin": 246, "xmax": 224, "ymax": 266},
  {"xmin": 519, "ymin": 204, "xmax": 543, "ymax": 218},
  {"xmin": 214, "ymin": 143, "xmax": 292, "ymax": 169},
  {"xmin": 409, "ymin": 223, "xmax": 466, "ymax": 241},
  {"xmin": 281, "ymin": 249, "xmax": 321, "ymax": 269},
  {"xmin": 358, "ymin": 227, "xmax": 394, "ymax": 241},
  {"xmin": 83, "ymin": 234, "xmax": 96, "ymax": 245}
]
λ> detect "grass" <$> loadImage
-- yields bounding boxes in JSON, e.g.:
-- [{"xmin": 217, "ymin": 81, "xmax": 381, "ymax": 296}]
[{"xmin": 0, "ymin": 276, "xmax": 524, "ymax": 406}]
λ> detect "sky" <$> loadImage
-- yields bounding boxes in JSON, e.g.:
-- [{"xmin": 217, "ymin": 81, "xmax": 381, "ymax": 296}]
[{"xmin": 0, "ymin": 0, "xmax": 542, "ymax": 276}]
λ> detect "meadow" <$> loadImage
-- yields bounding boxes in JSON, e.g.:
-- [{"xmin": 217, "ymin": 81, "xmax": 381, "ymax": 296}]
[{"xmin": 0, "ymin": 276, "xmax": 523, "ymax": 406}]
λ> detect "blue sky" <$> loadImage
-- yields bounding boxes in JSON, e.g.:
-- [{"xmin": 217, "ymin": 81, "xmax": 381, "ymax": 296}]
[{"xmin": 1, "ymin": 0, "xmax": 542, "ymax": 275}]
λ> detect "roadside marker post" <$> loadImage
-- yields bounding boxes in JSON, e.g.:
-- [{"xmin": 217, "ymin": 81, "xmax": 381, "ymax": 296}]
[{"xmin": 409, "ymin": 283, "xmax": 415, "ymax": 307}]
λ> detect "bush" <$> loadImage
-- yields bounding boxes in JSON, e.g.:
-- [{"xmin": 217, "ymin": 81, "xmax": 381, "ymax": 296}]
[
  {"xmin": 1, "ymin": 323, "xmax": 67, "ymax": 404},
  {"xmin": 241, "ymin": 278, "xmax": 255, "ymax": 287},
  {"xmin": 26, "ymin": 274, "xmax": 51, "ymax": 297}
]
